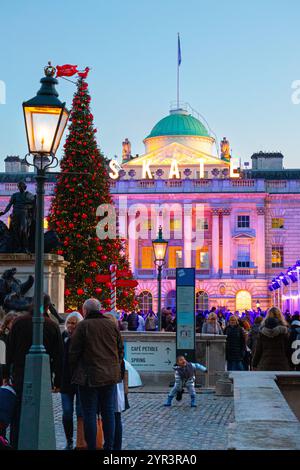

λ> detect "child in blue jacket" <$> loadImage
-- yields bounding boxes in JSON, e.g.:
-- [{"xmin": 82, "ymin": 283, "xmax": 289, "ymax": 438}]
[{"xmin": 164, "ymin": 355, "xmax": 207, "ymax": 407}]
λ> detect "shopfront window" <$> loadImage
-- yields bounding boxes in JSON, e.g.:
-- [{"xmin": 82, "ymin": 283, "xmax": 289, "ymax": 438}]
[
  {"xmin": 196, "ymin": 291, "xmax": 209, "ymax": 312},
  {"xmin": 137, "ymin": 291, "xmax": 153, "ymax": 314},
  {"xmin": 236, "ymin": 290, "xmax": 252, "ymax": 311}
]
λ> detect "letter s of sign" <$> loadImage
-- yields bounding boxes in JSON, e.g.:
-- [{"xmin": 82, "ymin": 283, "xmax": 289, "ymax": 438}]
[
  {"xmin": 291, "ymin": 340, "xmax": 300, "ymax": 365},
  {"xmin": 109, "ymin": 159, "xmax": 120, "ymax": 179}
]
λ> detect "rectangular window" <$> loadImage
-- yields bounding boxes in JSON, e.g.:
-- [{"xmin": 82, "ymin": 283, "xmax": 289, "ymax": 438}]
[
  {"xmin": 237, "ymin": 244, "xmax": 250, "ymax": 268},
  {"xmin": 170, "ymin": 219, "xmax": 182, "ymax": 231},
  {"xmin": 141, "ymin": 247, "xmax": 154, "ymax": 269},
  {"xmin": 169, "ymin": 246, "xmax": 183, "ymax": 268},
  {"xmin": 196, "ymin": 247, "xmax": 209, "ymax": 269},
  {"xmin": 237, "ymin": 215, "xmax": 250, "ymax": 228},
  {"xmin": 142, "ymin": 219, "xmax": 152, "ymax": 231},
  {"xmin": 272, "ymin": 218, "xmax": 284, "ymax": 229},
  {"xmin": 196, "ymin": 218, "xmax": 209, "ymax": 231},
  {"xmin": 272, "ymin": 245, "xmax": 284, "ymax": 268}
]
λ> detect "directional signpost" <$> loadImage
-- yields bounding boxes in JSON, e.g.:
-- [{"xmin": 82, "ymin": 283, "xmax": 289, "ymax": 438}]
[
  {"xmin": 96, "ymin": 267, "xmax": 138, "ymax": 316},
  {"xmin": 176, "ymin": 268, "xmax": 196, "ymax": 362}
]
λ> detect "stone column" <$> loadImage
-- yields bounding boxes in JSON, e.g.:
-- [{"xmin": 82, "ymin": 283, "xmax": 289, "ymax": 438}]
[
  {"xmin": 184, "ymin": 205, "xmax": 193, "ymax": 268},
  {"xmin": 128, "ymin": 210, "xmax": 137, "ymax": 274},
  {"xmin": 222, "ymin": 208, "xmax": 232, "ymax": 275},
  {"xmin": 211, "ymin": 208, "xmax": 220, "ymax": 275},
  {"xmin": 256, "ymin": 206, "xmax": 266, "ymax": 275}
]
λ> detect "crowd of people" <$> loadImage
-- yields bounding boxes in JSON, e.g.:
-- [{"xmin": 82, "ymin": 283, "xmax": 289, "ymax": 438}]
[
  {"xmin": 0, "ymin": 298, "xmax": 299, "ymax": 450},
  {"xmin": 0, "ymin": 296, "xmax": 128, "ymax": 450},
  {"xmin": 119, "ymin": 305, "xmax": 300, "ymax": 372}
]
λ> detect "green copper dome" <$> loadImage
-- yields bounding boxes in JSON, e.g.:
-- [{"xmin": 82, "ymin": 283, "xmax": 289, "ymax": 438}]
[{"xmin": 145, "ymin": 110, "xmax": 209, "ymax": 139}]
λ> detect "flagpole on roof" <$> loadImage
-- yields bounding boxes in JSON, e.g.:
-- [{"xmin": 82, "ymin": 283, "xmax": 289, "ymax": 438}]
[{"xmin": 177, "ymin": 33, "xmax": 181, "ymax": 109}]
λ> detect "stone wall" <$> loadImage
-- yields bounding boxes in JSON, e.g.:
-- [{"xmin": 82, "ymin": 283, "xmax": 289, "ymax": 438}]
[{"xmin": 121, "ymin": 331, "xmax": 226, "ymax": 387}]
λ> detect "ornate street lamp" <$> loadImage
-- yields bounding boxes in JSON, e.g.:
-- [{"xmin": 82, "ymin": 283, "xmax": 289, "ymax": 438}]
[
  {"xmin": 19, "ymin": 62, "xmax": 69, "ymax": 450},
  {"xmin": 152, "ymin": 226, "xmax": 168, "ymax": 331}
]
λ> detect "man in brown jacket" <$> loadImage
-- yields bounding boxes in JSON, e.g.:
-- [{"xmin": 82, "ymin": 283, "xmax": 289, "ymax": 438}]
[{"xmin": 69, "ymin": 298, "xmax": 123, "ymax": 450}]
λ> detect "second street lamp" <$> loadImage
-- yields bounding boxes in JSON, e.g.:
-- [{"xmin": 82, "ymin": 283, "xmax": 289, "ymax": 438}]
[
  {"xmin": 18, "ymin": 62, "xmax": 69, "ymax": 450},
  {"xmin": 152, "ymin": 226, "xmax": 168, "ymax": 331}
]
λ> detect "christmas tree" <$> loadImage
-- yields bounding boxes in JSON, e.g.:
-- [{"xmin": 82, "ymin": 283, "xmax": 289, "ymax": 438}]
[{"xmin": 48, "ymin": 76, "xmax": 137, "ymax": 311}]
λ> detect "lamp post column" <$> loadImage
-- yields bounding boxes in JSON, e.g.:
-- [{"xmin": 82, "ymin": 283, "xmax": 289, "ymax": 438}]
[
  {"xmin": 18, "ymin": 165, "xmax": 56, "ymax": 450},
  {"xmin": 157, "ymin": 264, "xmax": 162, "ymax": 331},
  {"xmin": 32, "ymin": 168, "xmax": 46, "ymax": 350}
]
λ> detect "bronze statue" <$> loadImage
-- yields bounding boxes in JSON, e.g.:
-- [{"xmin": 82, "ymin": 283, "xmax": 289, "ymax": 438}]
[
  {"xmin": 0, "ymin": 181, "xmax": 35, "ymax": 253},
  {"xmin": 0, "ymin": 268, "xmax": 64, "ymax": 322},
  {"xmin": 0, "ymin": 268, "xmax": 34, "ymax": 312},
  {"xmin": 220, "ymin": 137, "xmax": 231, "ymax": 163}
]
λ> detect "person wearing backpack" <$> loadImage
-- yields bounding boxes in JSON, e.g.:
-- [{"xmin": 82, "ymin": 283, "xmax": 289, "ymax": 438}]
[
  {"xmin": 127, "ymin": 311, "xmax": 139, "ymax": 331},
  {"xmin": 145, "ymin": 311, "xmax": 158, "ymax": 331}
]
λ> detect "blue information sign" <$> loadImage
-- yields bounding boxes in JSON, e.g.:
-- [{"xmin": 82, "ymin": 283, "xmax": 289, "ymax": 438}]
[{"xmin": 176, "ymin": 268, "xmax": 196, "ymax": 361}]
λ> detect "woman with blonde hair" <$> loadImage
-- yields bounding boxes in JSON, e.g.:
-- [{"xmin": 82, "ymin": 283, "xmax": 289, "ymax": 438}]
[
  {"xmin": 202, "ymin": 312, "xmax": 223, "ymax": 335},
  {"xmin": 252, "ymin": 306, "xmax": 290, "ymax": 371},
  {"xmin": 263, "ymin": 306, "xmax": 288, "ymax": 326}
]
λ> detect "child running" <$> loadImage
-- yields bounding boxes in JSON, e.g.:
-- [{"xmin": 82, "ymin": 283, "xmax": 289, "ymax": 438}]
[{"xmin": 164, "ymin": 355, "xmax": 207, "ymax": 407}]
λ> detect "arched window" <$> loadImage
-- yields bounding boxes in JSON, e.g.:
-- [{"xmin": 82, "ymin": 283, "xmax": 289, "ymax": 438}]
[
  {"xmin": 165, "ymin": 290, "xmax": 176, "ymax": 310},
  {"xmin": 137, "ymin": 291, "xmax": 153, "ymax": 314},
  {"xmin": 196, "ymin": 290, "xmax": 209, "ymax": 312},
  {"xmin": 236, "ymin": 290, "xmax": 252, "ymax": 312}
]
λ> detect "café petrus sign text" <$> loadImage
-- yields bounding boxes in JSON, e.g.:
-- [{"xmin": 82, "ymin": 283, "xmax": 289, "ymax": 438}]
[{"xmin": 124, "ymin": 341, "xmax": 176, "ymax": 371}]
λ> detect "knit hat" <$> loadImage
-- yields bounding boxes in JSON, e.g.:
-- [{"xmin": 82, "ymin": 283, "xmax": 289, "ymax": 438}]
[{"xmin": 264, "ymin": 317, "xmax": 280, "ymax": 329}]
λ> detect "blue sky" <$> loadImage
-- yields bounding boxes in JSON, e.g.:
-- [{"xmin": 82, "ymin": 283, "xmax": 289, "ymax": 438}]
[{"xmin": 0, "ymin": 0, "xmax": 300, "ymax": 170}]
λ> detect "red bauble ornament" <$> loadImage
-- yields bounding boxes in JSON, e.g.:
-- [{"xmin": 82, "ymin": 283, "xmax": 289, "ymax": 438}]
[
  {"xmin": 65, "ymin": 289, "xmax": 71, "ymax": 296},
  {"xmin": 57, "ymin": 250, "xmax": 64, "ymax": 255},
  {"xmin": 90, "ymin": 261, "xmax": 97, "ymax": 268},
  {"xmin": 96, "ymin": 246, "xmax": 103, "ymax": 252},
  {"xmin": 101, "ymin": 255, "xmax": 107, "ymax": 261},
  {"xmin": 95, "ymin": 287, "xmax": 102, "ymax": 294},
  {"xmin": 105, "ymin": 282, "xmax": 112, "ymax": 289},
  {"xmin": 82, "ymin": 213, "xmax": 88, "ymax": 219},
  {"xmin": 77, "ymin": 288, "xmax": 84, "ymax": 295},
  {"xmin": 123, "ymin": 291, "xmax": 129, "ymax": 297},
  {"xmin": 69, "ymin": 223, "xmax": 74, "ymax": 229},
  {"xmin": 63, "ymin": 241, "xmax": 69, "ymax": 246},
  {"xmin": 85, "ymin": 277, "xmax": 93, "ymax": 285}
]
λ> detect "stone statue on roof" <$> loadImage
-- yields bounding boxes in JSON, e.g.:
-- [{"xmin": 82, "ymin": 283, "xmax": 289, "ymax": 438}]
[
  {"xmin": 122, "ymin": 138, "xmax": 132, "ymax": 163},
  {"xmin": 220, "ymin": 137, "xmax": 231, "ymax": 163}
]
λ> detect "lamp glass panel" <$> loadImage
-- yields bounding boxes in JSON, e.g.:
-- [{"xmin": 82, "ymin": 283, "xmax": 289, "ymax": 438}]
[
  {"xmin": 24, "ymin": 106, "xmax": 61, "ymax": 154},
  {"xmin": 52, "ymin": 108, "xmax": 69, "ymax": 155},
  {"xmin": 153, "ymin": 241, "xmax": 168, "ymax": 262}
]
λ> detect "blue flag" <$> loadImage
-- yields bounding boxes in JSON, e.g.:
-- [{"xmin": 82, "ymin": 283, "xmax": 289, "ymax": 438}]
[{"xmin": 178, "ymin": 34, "xmax": 181, "ymax": 66}]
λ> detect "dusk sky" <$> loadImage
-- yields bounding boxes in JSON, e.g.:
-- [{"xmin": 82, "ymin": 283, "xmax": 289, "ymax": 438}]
[{"xmin": 1, "ymin": 0, "xmax": 300, "ymax": 170}]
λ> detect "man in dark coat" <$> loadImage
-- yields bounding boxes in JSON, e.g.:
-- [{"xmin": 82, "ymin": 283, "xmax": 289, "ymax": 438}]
[
  {"xmin": 224, "ymin": 315, "xmax": 246, "ymax": 371},
  {"xmin": 252, "ymin": 317, "xmax": 290, "ymax": 371},
  {"xmin": 69, "ymin": 298, "xmax": 123, "ymax": 451},
  {"xmin": 3, "ymin": 294, "xmax": 63, "ymax": 448}
]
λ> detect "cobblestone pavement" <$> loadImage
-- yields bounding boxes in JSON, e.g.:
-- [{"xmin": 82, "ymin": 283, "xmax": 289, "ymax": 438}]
[{"xmin": 53, "ymin": 392, "xmax": 234, "ymax": 450}]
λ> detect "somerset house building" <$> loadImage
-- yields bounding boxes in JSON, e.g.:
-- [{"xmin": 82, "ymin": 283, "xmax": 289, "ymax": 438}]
[{"xmin": 1, "ymin": 105, "xmax": 300, "ymax": 314}]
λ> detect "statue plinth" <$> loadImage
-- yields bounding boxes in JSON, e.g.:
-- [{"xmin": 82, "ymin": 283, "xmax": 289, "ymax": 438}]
[{"xmin": 0, "ymin": 254, "xmax": 69, "ymax": 313}]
